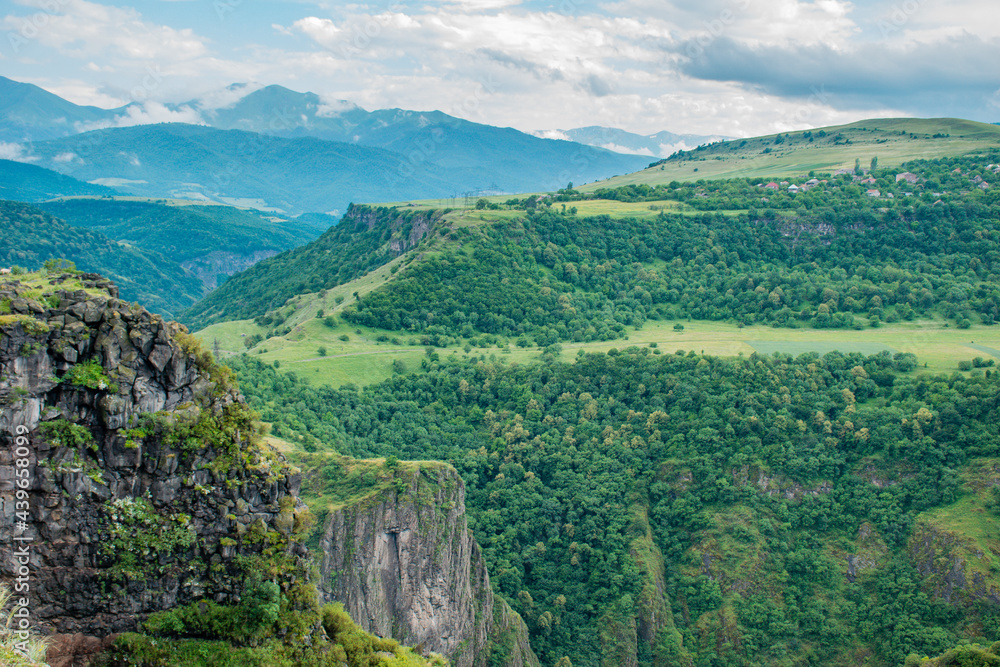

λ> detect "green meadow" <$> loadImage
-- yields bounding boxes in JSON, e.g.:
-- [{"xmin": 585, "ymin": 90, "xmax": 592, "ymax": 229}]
[
  {"xmin": 197, "ymin": 314, "xmax": 1000, "ymax": 390},
  {"xmin": 581, "ymin": 117, "xmax": 1000, "ymax": 187}
]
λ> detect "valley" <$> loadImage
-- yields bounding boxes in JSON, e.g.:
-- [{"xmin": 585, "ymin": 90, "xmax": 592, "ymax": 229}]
[{"xmin": 5, "ymin": 73, "xmax": 1000, "ymax": 667}]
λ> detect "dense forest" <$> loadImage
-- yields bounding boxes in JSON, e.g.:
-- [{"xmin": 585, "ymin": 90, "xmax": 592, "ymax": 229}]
[
  {"xmin": 189, "ymin": 155, "xmax": 1000, "ymax": 343},
  {"xmin": 226, "ymin": 346, "xmax": 1000, "ymax": 667},
  {"xmin": 0, "ymin": 201, "xmax": 205, "ymax": 316},
  {"xmin": 343, "ymin": 158, "xmax": 1000, "ymax": 340},
  {"xmin": 37, "ymin": 199, "xmax": 327, "ymax": 265}
]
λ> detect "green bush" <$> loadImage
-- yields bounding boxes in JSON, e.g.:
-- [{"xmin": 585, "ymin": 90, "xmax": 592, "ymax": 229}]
[
  {"xmin": 39, "ymin": 419, "xmax": 96, "ymax": 450},
  {"xmin": 64, "ymin": 360, "xmax": 114, "ymax": 391},
  {"xmin": 144, "ymin": 580, "xmax": 280, "ymax": 644}
]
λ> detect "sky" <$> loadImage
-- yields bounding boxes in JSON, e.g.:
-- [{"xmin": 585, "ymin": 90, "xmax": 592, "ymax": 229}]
[{"xmin": 1, "ymin": 0, "xmax": 998, "ymax": 138}]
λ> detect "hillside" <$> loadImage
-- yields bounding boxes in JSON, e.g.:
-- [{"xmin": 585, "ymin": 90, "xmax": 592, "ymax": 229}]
[
  {"xmin": 182, "ymin": 206, "xmax": 443, "ymax": 328},
  {"xmin": 188, "ymin": 153, "xmax": 1000, "ymax": 344},
  {"xmin": 37, "ymin": 199, "xmax": 329, "ymax": 289},
  {"xmin": 0, "ymin": 159, "xmax": 117, "ymax": 201},
  {"xmin": 586, "ymin": 118, "xmax": 1000, "ymax": 188},
  {"xmin": 0, "ymin": 200, "xmax": 205, "ymax": 317}
]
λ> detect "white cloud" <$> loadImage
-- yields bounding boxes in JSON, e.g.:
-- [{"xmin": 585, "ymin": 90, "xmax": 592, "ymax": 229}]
[
  {"xmin": 195, "ymin": 82, "xmax": 267, "ymax": 112},
  {"xmin": 53, "ymin": 151, "xmax": 80, "ymax": 163},
  {"xmin": 532, "ymin": 129, "xmax": 571, "ymax": 141},
  {"xmin": 2, "ymin": 0, "xmax": 207, "ymax": 61},
  {"xmin": 4, "ymin": 0, "xmax": 997, "ymax": 141},
  {"xmin": 0, "ymin": 142, "xmax": 37, "ymax": 162},
  {"xmin": 74, "ymin": 102, "xmax": 204, "ymax": 132},
  {"xmin": 600, "ymin": 143, "xmax": 655, "ymax": 156}
]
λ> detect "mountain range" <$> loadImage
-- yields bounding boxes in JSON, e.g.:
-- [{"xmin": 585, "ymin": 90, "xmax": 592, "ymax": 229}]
[{"xmin": 534, "ymin": 125, "xmax": 729, "ymax": 157}]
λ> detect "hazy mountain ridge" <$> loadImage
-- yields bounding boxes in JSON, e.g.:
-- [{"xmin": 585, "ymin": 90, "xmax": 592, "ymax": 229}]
[
  {"xmin": 535, "ymin": 125, "xmax": 730, "ymax": 157},
  {"xmin": 0, "ymin": 158, "xmax": 116, "ymax": 201}
]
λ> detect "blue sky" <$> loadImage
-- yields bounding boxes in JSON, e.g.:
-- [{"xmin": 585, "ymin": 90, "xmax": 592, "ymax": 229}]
[{"xmin": 1, "ymin": 0, "xmax": 998, "ymax": 137}]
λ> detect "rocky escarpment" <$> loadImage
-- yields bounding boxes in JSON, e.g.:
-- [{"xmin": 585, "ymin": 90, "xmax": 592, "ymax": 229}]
[
  {"xmin": 318, "ymin": 464, "xmax": 539, "ymax": 667},
  {"xmin": 180, "ymin": 249, "xmax": 279, "ymax": 290},
  {"xmin": 0, "ymin": 271, "xmax": 309, "ymax": 641},
  {"xmin": 909, "ymin": 522, "xmax": 1000, "ymax": 605}
]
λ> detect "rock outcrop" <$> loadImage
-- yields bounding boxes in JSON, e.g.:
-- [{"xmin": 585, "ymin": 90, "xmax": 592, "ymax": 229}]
[
  {"xmin": 318, "ymin": 464, "xmax": 539, "ymax": 667},
  {"xmin": 0, "ymin": 272, "xmax": 309, "ymax": 639},
  {"xmin": 1, "ymin": 269, "xmax": 537, "ymax": 666}
]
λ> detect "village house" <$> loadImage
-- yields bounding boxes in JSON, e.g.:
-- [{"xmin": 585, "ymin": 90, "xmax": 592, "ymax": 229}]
[
  {"xmin": 895, "ymin": 172, "xmax": 919, "ymax": 184},
  {"xmin": 981, "ymin": 182, "xmax": 991, "ymax": 190},
  {"xmin": 866, "ymin": 189, "xmax": 881, "ymax": 197},
  {"xmin": 787, "ymin": 184, "xmax": 800, "ymax": 193},
  {"xmin": 0, "ymin": 268, "xmax": 10, "ymax": 275},
  {"xmin": 860, "ymin": 176, "xmax": 877, "ymax": 185},
  {"xmin": 764, "ymin": 182, "xmax": 779, "ymax": 190}
]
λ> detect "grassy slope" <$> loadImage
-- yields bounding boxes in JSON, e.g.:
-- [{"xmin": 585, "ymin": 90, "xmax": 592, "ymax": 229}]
[{"xmin": 580, "ymin": 118, "xmax": 1000, "ymax": 188}]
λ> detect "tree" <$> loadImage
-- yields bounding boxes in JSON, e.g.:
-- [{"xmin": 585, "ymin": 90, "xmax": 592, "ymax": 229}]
[
  {"xmin": 43, "ymin": 258, "xmax": 76, "ymax": 273},
  {"xmin": 871, "ymin": 156, "xmax": 879, "ymax": 171}
]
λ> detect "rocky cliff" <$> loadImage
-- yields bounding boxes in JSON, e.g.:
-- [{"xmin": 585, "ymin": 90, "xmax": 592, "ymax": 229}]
[
  {"xmin": 0, "ymin": 270, "xmax": 309, "ymax": 646},
  {"xmin": 0, "ymin": 268, "xmax": 538, "ymax": 666},
  {"xmin": 318, "ymin": 463, "xmax": 539, "ymax": 667}
]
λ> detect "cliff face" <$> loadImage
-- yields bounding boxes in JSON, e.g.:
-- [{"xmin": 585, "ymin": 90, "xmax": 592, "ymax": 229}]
[
  {"xmin": 180, "ymin": 249, "xmax": 279, "ymax": 290},
  {"xmin": 318, "ymin": 464, "xmax": 539, "ymax": 667},
  {"xmin": 0, "ymin": 272, "xmax": 308, "ymax": 639}
]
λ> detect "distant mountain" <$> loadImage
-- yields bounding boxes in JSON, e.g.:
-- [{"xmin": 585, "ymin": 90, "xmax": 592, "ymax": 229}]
[
  {"xmin": 24, "ymin": 122, "xmax": 649, "ymax": 214},
  {"xmin": 202, "ymin": 85, "xmax": 649, "ymax": 178},
  {"xmin": 0, "ymin": 159, "xmax": 117, "ymax": 201},
  {"xmin": 0, "ymin": 76, "xmax": 121, "ymax": 142},
  {"xmin": 0, "ymin": 78, "xmax": 650, "ymax": 212},
  {"xmin": 535, "ymin": 126, "xmax": 730, "ymax": 158}
]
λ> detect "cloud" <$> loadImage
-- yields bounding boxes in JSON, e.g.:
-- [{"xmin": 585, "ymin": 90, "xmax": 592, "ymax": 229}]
[
  {"xmin": 74, "ymin": 102, "xmax": 204, "ymax": 132},
  {"xmin": 532, "ymin": 129, "xmax": 571, "ymax": 141},
  {"xmin": 677, "ymin": 34, "xmax": 1000, "ymax": 115},
  {"xmin": 315, "ymin": 96, "xmax": 359, "ymax": 117},
  {"xmin": 195, "ymin": 83, "xmax": 267, "ymax": 112},
  {"xmin": 2, "ymin": 0, "xmax": 207, "ymax": 62},
  {"xmin": 599, "ymin": 142, "xmax": 655, "ymax": 156},
  {"xmin": 0, "ymin": 142, "xmax": 37, "ymax": 162}
]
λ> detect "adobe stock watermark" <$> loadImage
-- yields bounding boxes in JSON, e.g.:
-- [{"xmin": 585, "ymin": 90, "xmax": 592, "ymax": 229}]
[
  {"xmin": 685, "ymin": 0, "xmax": 752, "ymax": 60},
  {"xmin": 876, "ymin": 0, "xmax": 926, "ymax": 38},
  {"xmin": 10, "ymin": 423, "xmax": 35, "ymax": 658},
  {"xmin": 6, "ymin": 0, "xmax": 71, "ymax": 54},
  {"xmin": 391, "ymin": 74, "xmax": 501, "ymax": 184}
]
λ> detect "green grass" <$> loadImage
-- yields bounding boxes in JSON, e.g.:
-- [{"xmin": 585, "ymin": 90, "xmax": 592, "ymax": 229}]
[
  {"xmin": 580, "ymin": 118, "xmax": 1000, "ymax": 188},
  {"xmin": 376, "ymin": 197, "xmax": 744, "ymax": 220},
  {"xmin": 197, "ymin": 305, "xmax": 1000, "ymax": 390}
]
